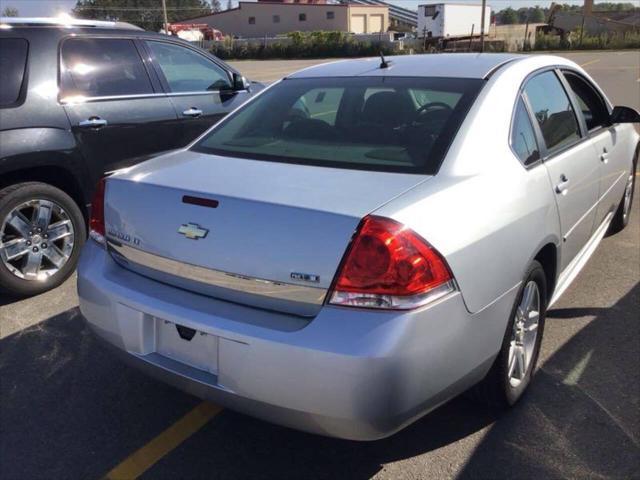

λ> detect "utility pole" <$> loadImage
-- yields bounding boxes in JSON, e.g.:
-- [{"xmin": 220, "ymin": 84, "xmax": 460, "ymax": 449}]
[
  {"xmin": 480, "ymin": 0, "xmax": 486, "ymax": 52},
  {"xmin": 162, "ymin": 0, "xmax": 169, "ymax": 35}
]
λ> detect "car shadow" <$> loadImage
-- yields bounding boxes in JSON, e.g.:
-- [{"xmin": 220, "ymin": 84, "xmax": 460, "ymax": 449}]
[
  {"xmin": 0, "ymin": 292, "xmax": 21, "ymax": 308},
  {"xmin": 457, "ymin": 283, "xmax": 640, "ymax": 479},
  {"xmin": 1, "ymin": 285, "xmax": 638, "ymax": 480},
  {"xmin": 0, "ymin": 307, "xmax": 202, "ymax": 480}
]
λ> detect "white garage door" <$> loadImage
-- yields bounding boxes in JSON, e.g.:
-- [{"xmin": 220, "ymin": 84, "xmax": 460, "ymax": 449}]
[
  {"xmin": 369, "ymin": 14, "xmax": 384, "ymax": 33},
  {"xmin": 351, "ymin": 14, "xmax": 366, "ymax": 34}
]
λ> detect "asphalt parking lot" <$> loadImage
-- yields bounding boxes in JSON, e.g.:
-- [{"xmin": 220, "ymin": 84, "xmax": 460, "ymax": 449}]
[{"xmin": 1, "ymin": 51, "xmax": 639, "ymax": 479}]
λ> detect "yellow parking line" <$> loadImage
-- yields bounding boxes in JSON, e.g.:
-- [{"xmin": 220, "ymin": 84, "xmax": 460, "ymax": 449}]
[
  {"xmin": 103, "ymin": 402, "xmax": 222, "ymax": 480},
  {"xmin": 580, "ymin": 59, "xmax": 601, "ymax": 68}
]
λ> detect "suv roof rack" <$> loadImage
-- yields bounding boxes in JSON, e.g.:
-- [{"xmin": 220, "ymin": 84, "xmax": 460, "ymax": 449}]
[{"xmin": 0, "ymin": 16, "xmax": 144, "ymax": 31}]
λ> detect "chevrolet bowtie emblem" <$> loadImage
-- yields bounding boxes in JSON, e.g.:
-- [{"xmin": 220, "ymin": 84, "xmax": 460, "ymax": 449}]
[{"xmin": 178, "ymin": 223, "xmax": 209, "ymax": 240}]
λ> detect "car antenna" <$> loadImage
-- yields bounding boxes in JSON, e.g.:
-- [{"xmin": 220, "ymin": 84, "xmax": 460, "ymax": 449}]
[{"xmin": 379, "ymin": 51, "xmax": 391, "ymax": 69}]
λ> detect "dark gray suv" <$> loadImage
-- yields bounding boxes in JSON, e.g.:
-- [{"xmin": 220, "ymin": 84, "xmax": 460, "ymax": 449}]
[{"xmin": 0, "ymin": 18, "xmax": 260, "ymax": 296}]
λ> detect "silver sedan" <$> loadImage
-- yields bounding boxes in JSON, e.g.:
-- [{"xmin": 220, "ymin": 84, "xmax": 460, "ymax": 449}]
[{"xmin": 77, "ymin": 53, "xmax": 639, "ymax": 440}]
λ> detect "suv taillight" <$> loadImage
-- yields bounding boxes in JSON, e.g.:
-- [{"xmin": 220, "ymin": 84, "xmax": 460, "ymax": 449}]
[
  {"xmin": 89, "ymin": 178, "xmax": 106, "ymax": 246},
  {"xmin": 329, "ymin": 216, "xmax": 455, "ymax": 310}
]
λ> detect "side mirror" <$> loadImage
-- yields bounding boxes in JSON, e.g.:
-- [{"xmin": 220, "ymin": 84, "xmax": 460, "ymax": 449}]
[
  {"xmin": 232, "ymin": 72, "xmax": 250, "ymax": 91},
  {"xmin": 610, "ymin": 106, "xmax": 640, "ymax": 124}
]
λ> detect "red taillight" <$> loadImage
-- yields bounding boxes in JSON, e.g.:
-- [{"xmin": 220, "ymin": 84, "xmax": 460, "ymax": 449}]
[
  {"xmin": 89, "ymin": 178, "xmax": 106, "ymax": 245},
  {"xmin": 329, "ymin": 216, "xmax": 455, "ymax": 310}
]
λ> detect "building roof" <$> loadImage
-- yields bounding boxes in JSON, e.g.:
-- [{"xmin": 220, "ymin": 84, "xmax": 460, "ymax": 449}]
[{"xmin": 287, "ymin": 53, "xmax": 524, "ymax": 80}]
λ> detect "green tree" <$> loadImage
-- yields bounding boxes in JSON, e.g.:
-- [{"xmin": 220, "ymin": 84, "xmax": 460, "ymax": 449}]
[
  {"xmin": 1, "ymin": 6, "xmax": 19, "ymax": 16},
  {"xmin": 73, "ymin": 0, "xmax": 220, "ymax": 32},
  {"xmin": 530, "ymin": 7, "xmax": 545, "ymax": 23},
  {"xmin": 499, "ymin": 7, "xmax": 518, "ymax": 25}
]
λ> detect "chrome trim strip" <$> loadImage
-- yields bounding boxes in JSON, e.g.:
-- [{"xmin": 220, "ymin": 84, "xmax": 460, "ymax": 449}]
[
  {"xmin": 60, "ymin": 92, "xmax": 168, "ymax": 104},
  {"xmin": 168, "ymin": 90, "xmax": 223, "ymax": 97},
  {"xmin": 108, "ymin": 241, "xmax": 327, "ymax": 306},
  {"xmin": 59, "ymin": 89, "xmax": 240, "ymax": 104}
]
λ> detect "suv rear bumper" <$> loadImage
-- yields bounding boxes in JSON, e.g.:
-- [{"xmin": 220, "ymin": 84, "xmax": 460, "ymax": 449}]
[{"xmin": 78, "ymin": 241, "xmax": 517, "ymax": 440}]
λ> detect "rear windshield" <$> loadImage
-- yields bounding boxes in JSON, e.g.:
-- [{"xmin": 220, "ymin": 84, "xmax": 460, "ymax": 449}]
[{"xmin": 192, "ymin": 76, "xmax": 483, "ymax": 174}]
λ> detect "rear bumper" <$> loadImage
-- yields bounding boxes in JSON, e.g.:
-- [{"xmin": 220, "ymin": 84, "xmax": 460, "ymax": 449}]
[{"xmin": 78, "ymin": 241, "xmax": 518, "ymax": 440}]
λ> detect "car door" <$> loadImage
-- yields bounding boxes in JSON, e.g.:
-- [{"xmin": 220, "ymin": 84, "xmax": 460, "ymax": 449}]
[
  {"xmin": 560, "ymin": 70, "xmax": 628, "ymax": 227},
  {"xmin": 142, "ymin": 39, "xmax": 252, "ymax": 146},
  {"xmin": 523, "ymin": 70, "xmax": 601, "ymax": 272},
  {"xmin": 60, "ymin": 36, "xmax": 179, "ymax": 178}
]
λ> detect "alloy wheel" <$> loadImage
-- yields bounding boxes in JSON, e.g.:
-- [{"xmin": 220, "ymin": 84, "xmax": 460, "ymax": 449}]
[
  {"xmin": 0, "ymin": 199, "xmax": 75, "ymax": 281},
  {"xmin": 507, "ymin": 280, "xmax": 540, "ymax": 387}
]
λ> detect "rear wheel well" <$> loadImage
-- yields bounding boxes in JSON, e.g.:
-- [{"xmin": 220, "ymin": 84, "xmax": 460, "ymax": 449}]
[
  {"xmin": 534, "ymin": 243, "xmax": 557, "ymax": 304},
  {"xmin": 0, "ymin": 167, "xmax": 87, "ymax": 220}
]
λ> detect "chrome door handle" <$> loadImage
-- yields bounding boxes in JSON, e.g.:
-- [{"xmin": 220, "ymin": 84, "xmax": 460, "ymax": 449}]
[
  {"xmin": 600, "ymin": 153, "xmax": 609, "ymax": 164},
  {"xmin": 78, "ymin": 117, "xmax": 108, "ymax": 129},
  {"xmin": 556, "ymin": 175, "xmax": 570, "ymax": 195},
  {"xmin": 182, "ymin": 107, "xmax": 203, "ymax": 118}
]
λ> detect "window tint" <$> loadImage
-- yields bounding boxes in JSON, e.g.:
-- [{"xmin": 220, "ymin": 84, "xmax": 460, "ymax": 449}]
[
  {"xmin": 511, "ymin": 97, "xmax": 540, "ymax": 166},
  {"xmin": 192, "ymin": 77, "xmax": 483, "ymax": 174},
  {"xmin": 563, "ymin": 72, "xmax": 609, "ymax": 131},
  {"xmin": 0, "ymin": 38, "xmax": 29, "ymax": 107},
  {"xmin": 61, "ymin": 38, "xmax": 152, "ymax": 98},
  {"xmin": 146, "ymin": 41, "xmax": 231, "ymax": 93},
  {"xmin": 524, "ymin": 71, "xmax": 581, "ymax": 154}
]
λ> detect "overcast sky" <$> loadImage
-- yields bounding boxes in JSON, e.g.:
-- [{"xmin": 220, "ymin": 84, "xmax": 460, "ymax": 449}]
[{"xmin": 0, "ymin": 0, "xmax": 610, "ymax": 18}]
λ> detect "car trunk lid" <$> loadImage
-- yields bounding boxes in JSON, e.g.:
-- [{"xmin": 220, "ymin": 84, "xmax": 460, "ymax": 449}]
[{"xmin": 105, "ymin": 150, "xmax": 430, "ymax": 317}]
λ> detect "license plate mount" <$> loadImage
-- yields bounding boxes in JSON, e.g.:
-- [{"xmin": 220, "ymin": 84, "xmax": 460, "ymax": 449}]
[{"xmin": 155, "ymin": 319, "xmax": 218, "ymax": 375}]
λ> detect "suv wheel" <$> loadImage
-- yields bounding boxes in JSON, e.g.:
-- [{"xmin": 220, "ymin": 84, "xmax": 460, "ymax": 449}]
[
  {"xmin": 0, "ymin": 182, "xmax": 86, "ymax": 297},
  {"xmin": 470, "ymin": 260, "xmax": 547, "ymax": 407}
]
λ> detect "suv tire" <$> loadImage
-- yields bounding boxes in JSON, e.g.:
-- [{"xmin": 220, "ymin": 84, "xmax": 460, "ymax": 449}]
[{"xmin": 0, "ymin": 182, "xmax": 86, "ymax": 297}]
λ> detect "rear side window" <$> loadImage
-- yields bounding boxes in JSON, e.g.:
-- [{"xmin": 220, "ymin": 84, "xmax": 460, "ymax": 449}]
[
  {"xmin": 0, "ymin": 38, "xmax": 28, "ymax": 107},
  {"xmin": 192, "ymin": 76, "xmax": 484, "ymax": 174},
  {"xmin": 511, "ymin": 97, "xmax": 540, "ymax": 166},
  {"xmin": 524, "ymin": 71, "xmax": 581, "ymax": 155},
  {"xmin": 562, "ymin": 72, "xmax": 609, "ymax": 131},
  {"xmin": 60, "ymin": 38, "xmax": 153, "ymax": 99},
  {"xmin": 145, "ymin": 41, "xmax": 231, "ymax": 93}
]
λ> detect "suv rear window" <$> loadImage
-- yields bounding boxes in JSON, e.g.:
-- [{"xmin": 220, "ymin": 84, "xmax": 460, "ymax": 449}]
[
  {"xmin": 0, "ymin": 38, "xmax": 29, "ymax": 107},
  {"xmin": 192, "ymin": 77, "xmax": 483, "ymax": 174},
  {"xmin": 60, "ymin": 38, "xmax": 153, "ymax": 99}
]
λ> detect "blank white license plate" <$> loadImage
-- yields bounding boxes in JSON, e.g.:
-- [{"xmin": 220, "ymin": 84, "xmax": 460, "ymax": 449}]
[{"xmin": 156, "ymin": 319, "xmax": 218, "ymax": 375}]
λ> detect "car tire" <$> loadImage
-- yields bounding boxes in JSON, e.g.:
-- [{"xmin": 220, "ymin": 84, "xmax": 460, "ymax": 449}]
[
  {"xmin": 470, "ymin": 260, "xmax": 547, "ymax": 408},
  {"xmin": 0, "ymin": 182, "xmax": 86, "ymax": 297},
  {"xmin": 608, "ymin": 148, "xmax": 638, "ymax": 235}
]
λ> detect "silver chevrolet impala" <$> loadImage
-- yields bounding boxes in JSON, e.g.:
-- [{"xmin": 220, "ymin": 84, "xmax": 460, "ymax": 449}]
[{"xmin": 78, "ymin": 54, "xmax": 639, "ymax": 440}]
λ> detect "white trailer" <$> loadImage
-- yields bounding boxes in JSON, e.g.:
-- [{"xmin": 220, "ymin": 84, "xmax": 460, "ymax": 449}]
[{"xmin": 418, "ymin": 3, "xmax": 491, "ymax": 38}]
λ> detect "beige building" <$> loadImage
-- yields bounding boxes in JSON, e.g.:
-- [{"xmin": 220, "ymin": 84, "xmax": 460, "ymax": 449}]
[{"xmin": 185, "ymin": 1, "xmax": 389, "ymax": 38}]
